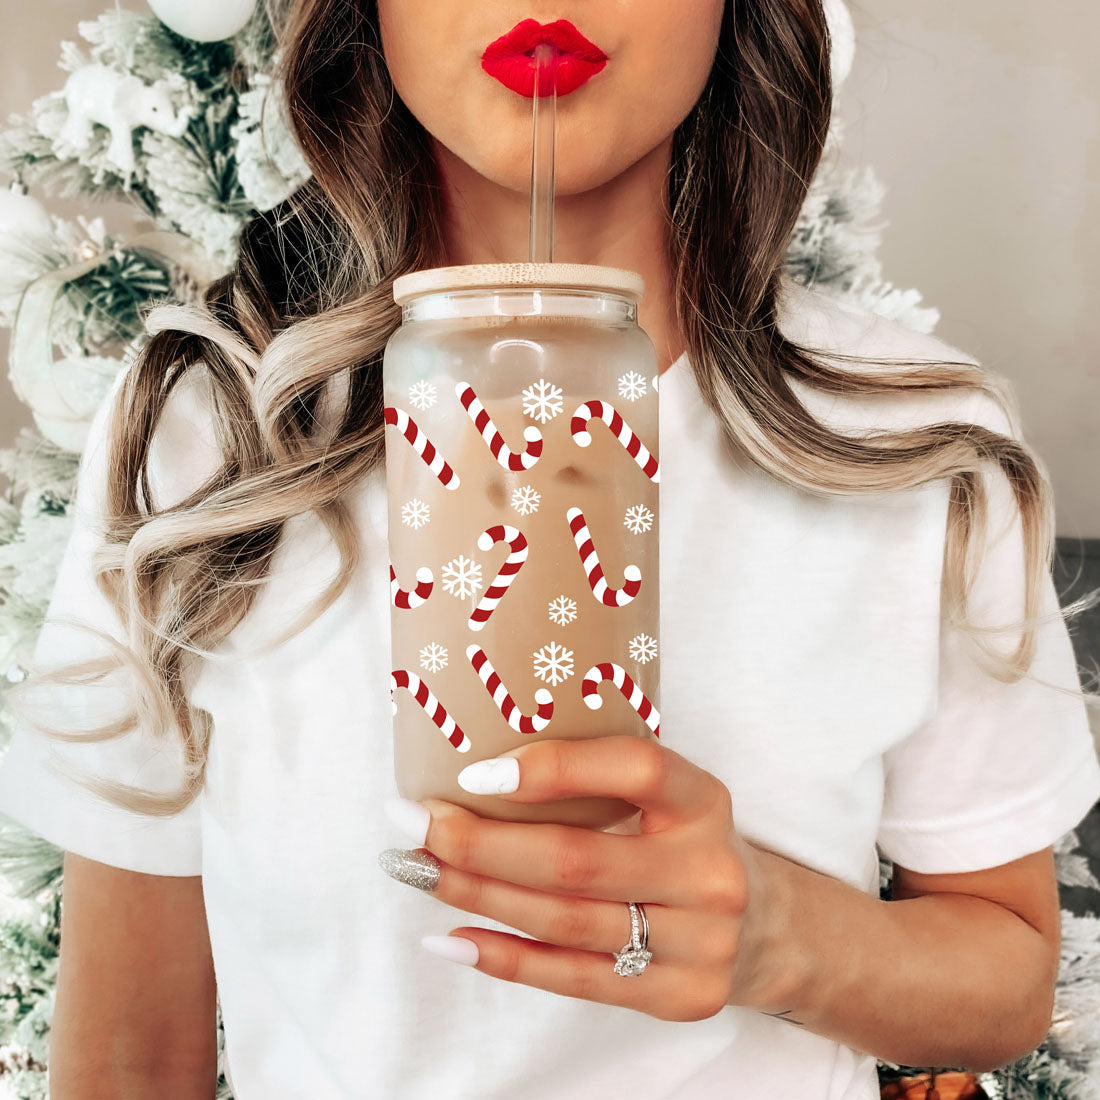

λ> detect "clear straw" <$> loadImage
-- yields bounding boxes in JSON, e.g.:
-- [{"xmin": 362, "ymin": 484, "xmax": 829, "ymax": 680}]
[{"xmin": 528, "ymin": 43, "xmax": 557, "ymax": 263}]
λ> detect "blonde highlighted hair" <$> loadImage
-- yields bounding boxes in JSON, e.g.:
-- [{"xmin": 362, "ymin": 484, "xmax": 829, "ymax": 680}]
[{"xmin": 6, "ymin": 0, "xmax": 1096, "ymax": 817}]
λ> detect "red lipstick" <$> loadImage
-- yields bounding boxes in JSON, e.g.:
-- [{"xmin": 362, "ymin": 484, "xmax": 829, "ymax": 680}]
[{"xmin": 481, "ymin": 19, "xmax": 608, "ymax": 98}]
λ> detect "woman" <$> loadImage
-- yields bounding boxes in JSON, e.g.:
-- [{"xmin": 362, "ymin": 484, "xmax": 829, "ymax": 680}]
[{"xmin": 1, "ymin": 0, "xmax": 1097, "ymax": 1096}]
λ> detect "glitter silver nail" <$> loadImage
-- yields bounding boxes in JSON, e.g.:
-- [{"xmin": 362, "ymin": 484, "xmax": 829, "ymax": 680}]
[{"xmin": 378, "ymin": 847, "xmax": 441, "ymax": 892}]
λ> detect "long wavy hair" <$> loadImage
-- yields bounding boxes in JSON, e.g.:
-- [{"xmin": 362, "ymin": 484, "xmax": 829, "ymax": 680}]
[{"xmin": 7, "ymin": 0, "xmax": 1093, "ymax": 817}]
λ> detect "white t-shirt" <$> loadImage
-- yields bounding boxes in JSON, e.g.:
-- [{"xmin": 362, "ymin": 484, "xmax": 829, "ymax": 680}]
[{"xmin": 2, "ymin": 278, "xmax": 1098, "ymax": 1100}]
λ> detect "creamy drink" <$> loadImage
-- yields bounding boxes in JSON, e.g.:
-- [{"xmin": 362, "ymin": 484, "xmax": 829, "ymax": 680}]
[{"xmin": 382, "ymin": 264, "xmax": 660, "ymax": 828}]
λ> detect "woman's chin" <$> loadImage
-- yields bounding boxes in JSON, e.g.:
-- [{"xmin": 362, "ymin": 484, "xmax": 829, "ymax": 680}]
[{"xmin": 451, "ymin": 146, "xmax": 642, "ymax": 202}]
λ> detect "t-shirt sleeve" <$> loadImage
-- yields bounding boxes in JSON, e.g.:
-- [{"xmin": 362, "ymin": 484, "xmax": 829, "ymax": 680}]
[
  {"xmin": 875, "ymin": 392, "xmax": 1100, "ymax": 874},
  {"xmin": 0, "ymin": 362, "xmax": 219, "ymax": 877}
]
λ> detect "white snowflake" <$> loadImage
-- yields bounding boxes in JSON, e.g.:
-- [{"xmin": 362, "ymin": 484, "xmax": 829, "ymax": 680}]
[
  {"xmin": 511, "ymin": 485, "xmax": 541, "ymax": 516},
  {"xmin": 623, "ymin": 503, "xmax": 654, "ymax": 535},
  {"xmin": 628, "ymin": 633, "xmax": 659, "ymax": 664},
  {"xmin": 408, "ymin": 381, "xmax": 438, "ymax": 411},
  {"xmin": 419, "ymin": 642, "xmax": 448, "ymax": 673},
  {"xmin": 521, "ymin": 377, "xmax": 564, "ymax": 423},
  {"xmin": 618, "ymin": 370, "xmax": 648, "ymax": 402},
  {"xmin": 533, "ymin": 641, "xmax": 574, "ymax": 686},
  {"xmin": 548, "ymin": 595, "xmax": 578, "ymax": 627},
  {"xmin": 441, "ymin": 555, "xmax": 483, "ymax": 601},
  {"xmin": 401, "ymin": 498, "xmax": 431, "ymax": 530}
]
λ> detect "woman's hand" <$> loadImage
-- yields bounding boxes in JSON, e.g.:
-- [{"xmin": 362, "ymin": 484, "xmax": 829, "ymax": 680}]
[{"xmin": 378, "ymin": 734, "xmax": 779, "ymax": 1022}]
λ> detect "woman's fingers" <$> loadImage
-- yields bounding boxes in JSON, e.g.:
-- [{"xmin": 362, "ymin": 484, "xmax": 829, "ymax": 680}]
[
  {"xmin": 456, "ymin": 735, "xmax": 729, "ymax": 835},
  {"xmin": 377, "ymin": 736, "xmax": 753, "ymax": 1021},
  {"xmin": 417, "ymin": 799, "xmax": 746, "ymax": 910},
  {"xmin": 433, "ymin": 925, "xmax": 733, "ymax": 1024},
  {"xmin": 386, "ymin": 845, "xmax": 734, "ymax": 966},
  {"xmin": 377, "ymin": 846, "xmax": 737, "ymax": 1020}
]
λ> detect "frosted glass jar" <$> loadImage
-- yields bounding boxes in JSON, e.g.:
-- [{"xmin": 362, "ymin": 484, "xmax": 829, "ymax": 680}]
[{"xmin": 383, "ymin": 263, "xmax": 660, "ymax": 829}]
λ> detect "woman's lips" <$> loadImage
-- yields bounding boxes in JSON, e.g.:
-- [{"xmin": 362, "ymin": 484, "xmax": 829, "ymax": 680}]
[{"xmin": 481, "ymin": 18, "xmax": 608, "ymax": 98}]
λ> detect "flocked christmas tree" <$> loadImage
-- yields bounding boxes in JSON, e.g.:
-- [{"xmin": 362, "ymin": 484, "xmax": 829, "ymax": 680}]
[{"xmin": 0, "ymin": 4, "xmax": 1097, "ymax": 1098}]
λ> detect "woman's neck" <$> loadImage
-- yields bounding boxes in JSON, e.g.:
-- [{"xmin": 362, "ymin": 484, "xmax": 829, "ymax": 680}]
[{"xmin": 433, "ymin": 138, "xmax": 684, "ymax": 373}]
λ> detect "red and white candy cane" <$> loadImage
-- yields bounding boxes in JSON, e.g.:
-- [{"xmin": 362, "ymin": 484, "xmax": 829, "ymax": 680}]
[
  {"xmin": 389, "ymin": 564, "xmax": 434, "ymax": 609},
  {"xmin": 581, "ymin": 661, "xmax": 661, "ymax": 737},
  {"xmin": 384, "ymin": 406, "xmax": 460, "ymax": 490},
  {"xmin": 455, "ymin": 381, "xmax": 543, "ymax": 471},
  {"xmin": 466, "ymin": 644, "xmax": 554, "ymax": 734},
  {"xmin": 566, "ymin": 506, "xmax": 642, "ymax": 607},
  {"xmin": 468, "ymin": 524, "xmax": 528, "ymax": 631},
  {"xmin": 570, "ymin": 399, "xmax": 660, "ymax": 483},
  {"xmin": 390, "ymin": 670, "xmax": 471, "ymax": 752}
]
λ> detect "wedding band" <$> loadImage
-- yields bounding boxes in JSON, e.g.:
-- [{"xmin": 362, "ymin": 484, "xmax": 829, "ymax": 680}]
[{"xmin": 612, "ymin": 901, "xmax": 653, "ymax": 977}]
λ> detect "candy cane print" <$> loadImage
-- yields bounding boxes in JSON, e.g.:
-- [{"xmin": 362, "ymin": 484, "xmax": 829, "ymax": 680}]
[
  {"xmin": 390, "ymin": 670, "xmax": 471, "ymax": 752},
  {"xmin": 383, "ymin": 406, "xmax": 460, "ymax": 490},
  {"xmin": 389, "ymin": 564, "xmax": 434, "ymax": 609},
  {"xmin": 468, "ymin": 524, "xmax": 528, "ymax": 631},
  {"xmin": 566, "ymin": 506, "xmax": 642, "ymax": 607},
  {"xmin": 581, "ymin": 662, "xmax": 661, "ymax": 737},
  {"xmin": 570, "ymin": 399, "xmax": 660, "ymax": 483},
  {"xmin": 455, "ymin": 382, "xmax": 543, "ymax": 471},
  {"xmin": 466, "ymin": 644, "xmax": 554, "ymax": 734}
]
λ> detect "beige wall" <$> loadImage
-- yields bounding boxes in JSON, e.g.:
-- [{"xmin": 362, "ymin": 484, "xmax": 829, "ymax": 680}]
[
  {"xmin": 840, "ymin": 1, "xmax": 1098, "ymax": 536},
  {"xmin": 2, "ymin": 2, "xmax": 1097, "ymax": 534}
]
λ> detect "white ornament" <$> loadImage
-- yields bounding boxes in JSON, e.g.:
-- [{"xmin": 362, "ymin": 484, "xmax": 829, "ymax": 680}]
[
  {"xmin": 59, "ymin": 64, "xmax": 194, "ymax": 177},
  {"xmin": 27, "ymin": 356, "xmax": 127, "ymax": 452},
  {"xmin": 0, "ymin": 190, "xmax": 59, "ymax": 322},
  {"xmin": 147, "ymin": 0, "xmax": 258, "ymax": 42},
  {"xmin": 0, "ymin": 189, "xmax": 53, "ymax": 240}
]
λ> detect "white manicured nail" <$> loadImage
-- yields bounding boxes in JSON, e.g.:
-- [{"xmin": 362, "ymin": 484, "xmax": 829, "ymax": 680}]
[
  {"xmin": 383, "ymin": 796, "xmax": 430, "ymax": 846},
  {"xmin": 421, "ymin": 935, "xmax": 479, "ymax": 967},
  {"xmin": 457, "ymin": 756, "xmax": 520, "ymax": 795}
]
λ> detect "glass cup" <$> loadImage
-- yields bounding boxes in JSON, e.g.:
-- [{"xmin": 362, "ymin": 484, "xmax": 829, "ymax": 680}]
[{"xmin": 382, "ymin": 263, "xmax": 660, "ymax": 828}]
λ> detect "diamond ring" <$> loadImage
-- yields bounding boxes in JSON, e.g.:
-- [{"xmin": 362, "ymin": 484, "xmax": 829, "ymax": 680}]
[{"xmin": 612, "ymin": 901, "xmax": 652, "ymax": 977}]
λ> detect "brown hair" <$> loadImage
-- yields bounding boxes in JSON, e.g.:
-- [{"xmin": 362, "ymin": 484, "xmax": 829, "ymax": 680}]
[{"xmin": 6, "ymin": 0, "xmax": 1092, "ymax": 816}]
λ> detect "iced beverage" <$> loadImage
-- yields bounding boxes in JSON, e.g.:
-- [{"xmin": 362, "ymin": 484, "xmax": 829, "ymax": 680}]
[{"xmin": 382, "ymin": 264, "xmax": 660, "ymax": 828}]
